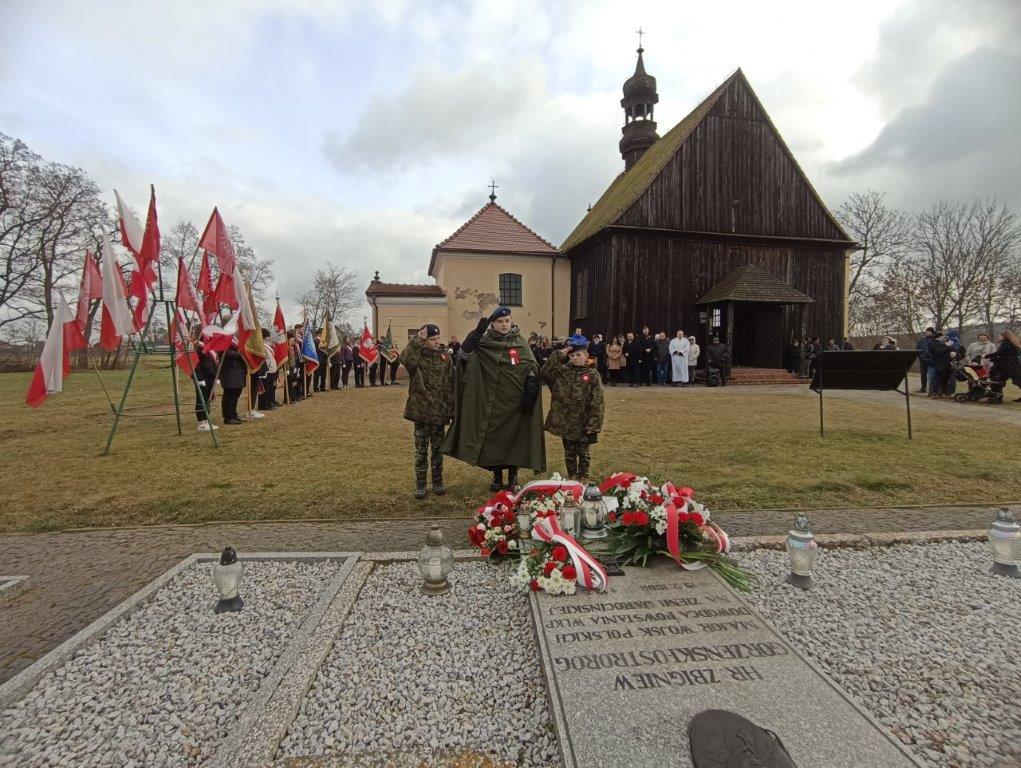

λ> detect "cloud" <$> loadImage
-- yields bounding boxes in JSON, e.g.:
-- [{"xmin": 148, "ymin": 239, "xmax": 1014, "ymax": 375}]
[
  {"xmin": 323, "ymin": 58, "xmax": 547, "ymax": 173},
  {"xmin": 829, "ymin": 45, "xmax": 1021, "ymax": 210}
]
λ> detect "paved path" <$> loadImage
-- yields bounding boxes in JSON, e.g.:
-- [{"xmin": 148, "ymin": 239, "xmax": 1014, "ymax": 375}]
[{"xmin": 2, "ymin": 503, "xmax": 1016, "ymax": 686}]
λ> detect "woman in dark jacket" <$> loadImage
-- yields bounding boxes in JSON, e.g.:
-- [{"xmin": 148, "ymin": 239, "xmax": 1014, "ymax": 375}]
[
  {"xmin": 926, "ymin": 333, "xmax": 954, "ymax": 399},
  {"xmin": 219, "ymin": 343, "xmax": 247, "ymax": 424},
  {"xmin": 987, "ymin": 330, "xmax": 1021, "ymax": 401},
  {"xmin": 191, "ymin": 327, "xmax": 218, "ymax": 431}
]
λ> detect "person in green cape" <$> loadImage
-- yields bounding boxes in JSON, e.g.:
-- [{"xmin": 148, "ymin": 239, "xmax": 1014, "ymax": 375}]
[{"xmin": 441, "ymin": 306, "xmax": 546, "ymax": 492}]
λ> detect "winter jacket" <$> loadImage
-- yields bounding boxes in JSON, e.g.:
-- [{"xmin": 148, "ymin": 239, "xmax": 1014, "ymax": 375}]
[
  {"xmin": 219, "ymin": 348, "xmax": 247, "ymax": 388},
  {"xmin": 399, "ymin": 336, "xmax": 454, "ymax": 426},
  {"xmin": 541, "ymin": 350, "xmax": 604, "ymax": 440},
  {"xmin": 654, "ymin": 337, "xmax": 671, "ymax": 362}
]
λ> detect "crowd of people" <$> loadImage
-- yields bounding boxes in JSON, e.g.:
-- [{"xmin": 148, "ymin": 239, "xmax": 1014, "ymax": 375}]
[
  {"xmin": 914, "ymin": 327, "xmax": 1021, "ymax": 401},
  {"xmin": 526, "ymin": 326, "xmax": 733, "ymax": 386},
  {"xmin": 189, "ymin": 323, "xmax": 404, "ymax": 430}
]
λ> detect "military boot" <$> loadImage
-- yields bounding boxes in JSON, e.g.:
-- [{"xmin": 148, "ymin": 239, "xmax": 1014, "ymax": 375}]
[
  {"xmin": 432, "ymin": 475, "xmax": 446, "ymax": 496},
  {"xmin": 490, "ymin": 469, "xmax": 503, "ymax": 492},
  {"xmin": 415, "ymin": 484, "xmax": 427, "ymax": 500},
  {"xmin": 505, "ymin": 468, "xmax": 521, "ymax": 493}
]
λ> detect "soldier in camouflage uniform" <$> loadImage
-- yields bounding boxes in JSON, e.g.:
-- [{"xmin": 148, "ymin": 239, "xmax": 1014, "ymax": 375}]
[
  {"xmin": 541, "ymin": 335, "xmax": 605, "ymax": 480},
  {"xmin": 399, "ymin": 324, "xmax": 455, "ymax": 499}
]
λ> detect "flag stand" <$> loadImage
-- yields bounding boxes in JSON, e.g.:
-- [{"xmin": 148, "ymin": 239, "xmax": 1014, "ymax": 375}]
[{"xmin": 101, "ymin": 264, "xmax": 220, "ymax": 455}]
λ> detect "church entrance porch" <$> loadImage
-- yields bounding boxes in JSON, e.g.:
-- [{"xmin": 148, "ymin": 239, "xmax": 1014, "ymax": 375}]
[{"xmin": 695, "ymin": 264, "xmax": 814, "ymax": 374}]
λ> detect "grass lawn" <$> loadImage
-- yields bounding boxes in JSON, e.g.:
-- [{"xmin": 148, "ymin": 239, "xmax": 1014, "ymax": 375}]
[{"xmin": 1, "ymin": 361, "xmax": 1019, "ymax": 532}]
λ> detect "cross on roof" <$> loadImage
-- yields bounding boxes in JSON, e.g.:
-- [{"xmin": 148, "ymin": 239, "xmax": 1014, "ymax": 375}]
[
  {"xmin": 488, "ymin": 180, "xmax": 499, "ymax": 202},
  {"xmin": 636, "ymin": 27, "xmax": 644, "ymax": 49}
]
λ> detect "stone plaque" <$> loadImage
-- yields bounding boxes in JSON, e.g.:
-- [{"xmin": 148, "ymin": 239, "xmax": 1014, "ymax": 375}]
[{"xmin": 530, "ymin": 561, "xmax": 919, "ymax": 768}]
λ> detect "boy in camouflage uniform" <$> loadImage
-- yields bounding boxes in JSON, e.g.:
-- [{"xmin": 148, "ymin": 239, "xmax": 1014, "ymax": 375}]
[
  {"xmin": 541, "ymin": 335, "xmax": 605, "ymax": 480},
  {"xmin": 399, "ymin": 324, "xmax": 455, "ymax": 499}
]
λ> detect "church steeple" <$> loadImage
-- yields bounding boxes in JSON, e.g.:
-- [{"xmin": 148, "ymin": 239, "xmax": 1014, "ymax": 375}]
[{"xmin": 619, "ymin": 35, "xmax": 660, "ymax": 171}]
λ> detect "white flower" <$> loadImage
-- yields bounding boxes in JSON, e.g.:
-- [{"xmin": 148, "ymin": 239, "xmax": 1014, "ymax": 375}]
[
  {"xmin": 503, "ymin": 524, "xmax": 513, "ymax": 533},
  {"xmin": 476, "ymin": 523, "xmax": 486, "ymax": 531},
  {"xmin": 508, "ymin": 539, "xmax": 518, "ymax": 549}
]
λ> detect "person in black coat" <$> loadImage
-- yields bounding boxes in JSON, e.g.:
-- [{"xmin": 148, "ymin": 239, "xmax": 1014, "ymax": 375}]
[
  {"xmin": 191, "ymin": 327, "xmax": 218, "ymax": 430},
  {"xmin": 589, "ymin": 334, "xmax": 607, "ymax": 383},
  {"xmin": 639, "ymin": 326, "xmax": 655, "ymax": 386},
  {"xmin": 352, "ymin": 341, "xmax": 365, "ymax": 387},
  {"xmin": 218, "ymin": 343, "xmax": 247, "ymax": 424},
  {"xmin": 623, "ymin": 331, "xmax": 642, "ymax": 386},
  {"xmin": 987, "ymin": 330, "xmax": 1021, "ymax": 401},
  {"xmin": 314, "ymin": 330, "xmax": 327, "ymax": 392},
  {"xmin": 925, "ymin": 332, "xmax": 954, "ymax": 398}
]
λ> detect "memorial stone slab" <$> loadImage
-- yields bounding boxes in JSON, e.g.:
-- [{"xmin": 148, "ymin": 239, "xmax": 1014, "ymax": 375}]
[{"xmin": 531, "ymin": 560, "xmax": 920, "ymax": 768}]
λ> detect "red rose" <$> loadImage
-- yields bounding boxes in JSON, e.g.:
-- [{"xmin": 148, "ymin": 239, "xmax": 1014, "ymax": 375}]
[
  {"xmin": 679, "ymin": 486, "xmax": 695, "ymax": 498},
  {"xmin": 543, "ymin": 561, "xmax": 556, "ymax": 577},
  {"xmin": 468, "ymin": 528, "xmax": 482, "ymax": 546},
  {"xmin": 562, "ymin": 565, "xmax": 577, "ymax": 580},
  {"xmin": 481, "ymin": 547, "xmax": 492, "ymax": 557},
  {"xmin": 636, "ymin": 511, "xmax": 650, "ymax": 526},
  {"xmin": 650, "ymin": 494, "xmax": 664, "ymax": 505},
  {"xmin": 677, "ymin": 512, "xmax": 691, "ymax": 524},
  {"xmin": 608, "ymin": 511, "xmax": 617, "ymax": 523},
  {"xmin": 497, "ymin": 540, "xmax": 509, "ymax": 554},
  {"xmin": 691, "ymin": 513, "xmax": 705, "ymax": 527},
  {"xmin": 529, "ymin": 579, "xmax": 540, "ymax": 591},
  {"xmin": 552, "ymin": 545, "xmax": 568, "ymax": 562}
]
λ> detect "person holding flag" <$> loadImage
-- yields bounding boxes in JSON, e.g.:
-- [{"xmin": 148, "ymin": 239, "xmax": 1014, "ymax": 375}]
[
  {"xmin": 300, "ymin": 322, "xmax": 320, "ymax": 398},
  {"xmin": 358, "ymin": 323, "xmax": 379, "ymax": 386},
  {"xmin": 378, "ymin": 322, "xmax": 401, "ymax": 386}
]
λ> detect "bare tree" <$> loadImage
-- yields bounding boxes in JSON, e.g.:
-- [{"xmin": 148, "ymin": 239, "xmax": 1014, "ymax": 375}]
[
  {"xmin": 0, "ymin": 134, "xmax": 46, "ymax": 334},
  {"xmin": 295, "ymin": 261, "xmax": 359, "ymax": 331},
  {"xmin": 914, "ymin": 199, "xmax": 1020, "ymax": 331},
  {"xmin": 836, "ymin": 190, "xmax": 912, "ymax": 315},
  {"xmin": 227, "ymin": 224, "xmax": 274, "ymax": 307}
]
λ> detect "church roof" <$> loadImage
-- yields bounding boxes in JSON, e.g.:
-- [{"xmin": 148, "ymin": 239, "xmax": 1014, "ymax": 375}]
[
  {"xmin": 561, "ymin": 69, "xmax": 851, "ymax": 252},
  {"xmin": 694, "ymin": 265, "xmax": 814, "ymax": 305},
  {"xmin": 366, "ymin": 281, "xmax": 446, "ymax": 298},
  {"xmin": 429, "ymin": 201, "xmax": 559, "ymax": 276}
]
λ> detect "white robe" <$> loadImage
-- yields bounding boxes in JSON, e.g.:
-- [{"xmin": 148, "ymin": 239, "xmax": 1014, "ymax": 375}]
[{"xmin": 669, "ymin": 337, "xmax": 690, "ymax": 382}]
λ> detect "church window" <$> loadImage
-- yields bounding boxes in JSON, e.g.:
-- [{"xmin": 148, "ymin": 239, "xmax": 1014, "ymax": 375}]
[
  {"xmin": 574, "ymin": 268, "xmax": 589, "ymax": 318},
  {"xmin": 710, "ymin": 308, "xmax": 722, "ymax": 330},
  {"xmin": 499, "ymin": 273, "xmax": 522, "ymax": 306}
]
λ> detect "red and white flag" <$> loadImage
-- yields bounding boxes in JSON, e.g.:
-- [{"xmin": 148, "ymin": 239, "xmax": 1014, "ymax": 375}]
[
  {"xmin": 199, "ymin": 207, "xmax": 238, "ymax": 308},
  {"xmin": 358, "ymin": 323, "xmax": 378, "ymax": 365},
  {"xmin": 202, "ymin": 311, "xmax": 239, "ymax": 354},
  {"xmin": 75, "ymin": 249, "xmax": 103, "ymax": 340},
  {"xmin": 115, "ymin": 188, "xmax": 160, "ymax": 328},
  {"xmin": 175, "ymin": 256, "xmax": 202, "ymax": 314},
  {"xmin": 99, "ymin": 240, "xmax": 136, "ymax": 352},
  {"xmin": 25, "ymin": 293, "xmax": 78, "ymax": 407},
  {"xmin": 272, "ymin": 301, "xmax": 289, "ymax": 366},
  {"xmin": 114, "ymin": 190, "xmax": 145, "ymax": 257}
]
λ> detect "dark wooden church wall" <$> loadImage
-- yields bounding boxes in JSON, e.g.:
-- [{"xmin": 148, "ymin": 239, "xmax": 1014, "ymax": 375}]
[
  {"xmin": 617, "ymin": 78, "xmax": 845, "ymax": 242},
  {"xmin": 570, "ymin": 234, "xmax": 846, "ymax": 344}
]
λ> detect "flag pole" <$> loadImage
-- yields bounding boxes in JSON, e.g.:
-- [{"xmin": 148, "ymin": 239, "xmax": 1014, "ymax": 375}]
[{"xmin": 103, "ymin": 297, "xmax": 159, "ymax": 455}]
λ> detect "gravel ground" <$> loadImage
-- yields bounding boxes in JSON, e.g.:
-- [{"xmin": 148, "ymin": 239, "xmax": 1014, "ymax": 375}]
[
  {"xmin": 0, "ymin": 559, "xmax": 340, "ymax": 768},
  {"xmin": 741, "ymin": 542, "xmax": 1020, "ymax": 768},
  {"xmin": 278, "ymin": 561, "xmax": 560, "ymax": 768}
]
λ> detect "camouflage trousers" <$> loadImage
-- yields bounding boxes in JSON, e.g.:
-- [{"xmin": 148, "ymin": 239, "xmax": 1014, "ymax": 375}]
[
  {"xmin": 562, "ymin": 437, "xmax": 591, "ymax": 480},
  {"xmin": 414, "ymin": 422, "xmax": 445, "ymax": 486}
]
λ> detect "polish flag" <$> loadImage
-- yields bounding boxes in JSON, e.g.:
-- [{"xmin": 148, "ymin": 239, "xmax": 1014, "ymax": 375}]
[
  {"xmin": 115, "ymin": 188, "xmax": 159, "ymax": 328},
  {"xmin": 25, "ymin": 293, "xmax": 77, "ymax": 407},
  {"xmin": 75, "ymin": 249, "xmax": 103, "ymax": 340},
  {"xmin": 99, "ymin": 240, "xmax": 136, "ymax": 352},
  {"xmin": 170, "ymin": 308, "xmax": 199, "ymax": 375},
  {"xmin": 233, "ymin": 265, "xmax": 265, "ymax": 372},
  {"xmin": 198, "ymin": 208, "xmax": 237, "ymax": 276},
  {"xmin": 202, "ymin": 311, "xmax": 239, "ymax": 354},
  {"xmin": 114, "ymin": 190, "xmax": 145, "ymax": 256},
  {"xmin": 272, "ymin": 301, "xmax": 289, "ymax": 366},
  {"xmin": 175, "ymin": 256, "xmax": 201, "ymax": 314}
]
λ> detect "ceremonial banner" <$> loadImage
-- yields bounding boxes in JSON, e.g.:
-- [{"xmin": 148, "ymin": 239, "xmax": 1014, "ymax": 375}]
[
  {"xmin": 300, "ymin": 325, "xmax": 319, "ymax": 373},
  {"xmin": 272, "ymin": 301, "xmax": 289, "ymax": 366},
  {"xmin": 358, "ymin": 323, "xmax": 378, "ymax": 365}
]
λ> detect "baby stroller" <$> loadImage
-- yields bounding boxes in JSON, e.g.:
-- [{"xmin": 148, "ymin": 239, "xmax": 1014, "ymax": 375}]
[{"xmin": 952, "ymin": 360, "xmax": 1002, "ymax": 404}]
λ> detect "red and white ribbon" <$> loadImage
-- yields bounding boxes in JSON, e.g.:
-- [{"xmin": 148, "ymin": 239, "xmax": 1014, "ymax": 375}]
[
  {"xmin": 532, "ymin": 515, "xmax": 608, "ymax": 592},
  {"xmin": 599, "ymin": 472, "xmax": 637, "ymax": 494},
  {"xmin": 513, "ymin": 479, "xmax": 583, "ymax": 504},
  {"xmin": 478, "ymin": 490, "xmax": 516, "ymax": 525}
]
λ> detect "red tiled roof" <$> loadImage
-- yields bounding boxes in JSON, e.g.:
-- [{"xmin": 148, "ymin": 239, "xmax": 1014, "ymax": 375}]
[
  {"xmin": 366, "ymin": 281, "xmax": 446, "ymax": 298},
  {"xmin": 434, "ymin": 201, "xmax": 559, "ymax": 256}
]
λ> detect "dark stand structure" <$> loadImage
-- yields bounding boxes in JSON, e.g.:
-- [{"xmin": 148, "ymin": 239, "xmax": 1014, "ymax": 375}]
[{"xmin": 810, "ymin": 350, "xmax": 918, "ymax": 439}]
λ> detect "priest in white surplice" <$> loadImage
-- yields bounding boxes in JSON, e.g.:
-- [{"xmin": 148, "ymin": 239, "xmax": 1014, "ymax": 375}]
[{"xmin": 669, "ymin": 330, "xmax": 690, "ymax": 386}]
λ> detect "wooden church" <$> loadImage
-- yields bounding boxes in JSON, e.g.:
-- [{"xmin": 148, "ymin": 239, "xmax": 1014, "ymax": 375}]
[{"xmin": 562, "ymin": 48, "xmax": 856, "ymax": 369}]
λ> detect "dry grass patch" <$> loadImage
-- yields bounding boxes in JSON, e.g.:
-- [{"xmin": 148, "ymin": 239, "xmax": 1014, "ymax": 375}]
[{"xmin": 0, "ymin": 362, "xmax": 1018, "ymax": 531}]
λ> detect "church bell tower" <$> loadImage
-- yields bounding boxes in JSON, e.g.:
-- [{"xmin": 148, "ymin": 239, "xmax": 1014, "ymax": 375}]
[{"xmin": 619, "ymin": 38, "xmax": 660, "ymax": 171}]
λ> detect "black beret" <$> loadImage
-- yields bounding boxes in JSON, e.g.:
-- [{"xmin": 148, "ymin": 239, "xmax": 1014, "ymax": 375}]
[
  {"xmin": 424, "ymin": 324, "xmax": 440, "ymax": 337},
  {"xmin": 490, "ymin": 306, "xmax": 512, "ymax": 320}
]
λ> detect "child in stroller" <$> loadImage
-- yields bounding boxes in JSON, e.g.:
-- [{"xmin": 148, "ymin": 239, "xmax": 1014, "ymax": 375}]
[{"xmin": 952, "ymin": 359, "xmax": 1002, "ymax": 404}]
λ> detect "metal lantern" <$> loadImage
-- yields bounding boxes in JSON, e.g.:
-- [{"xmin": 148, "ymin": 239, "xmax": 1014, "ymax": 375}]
[
  {"xmin": 988, "ymin": 507, "xmax": 1020, "ymax": 579},
  {"xmin": 786, "ymin": 514, "xmax": 817, "ymax": 589},
  {"xmin": 580, "ymin": 484, "xmax": 609, "ymax": 540},
  {"xmin": 419, "ymin": 525, "xmax": 454, "ymax": 595}
]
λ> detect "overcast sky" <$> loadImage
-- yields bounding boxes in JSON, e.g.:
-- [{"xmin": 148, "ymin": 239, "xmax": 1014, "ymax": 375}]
[{"xmin": 2, "ymin": 0, "xmax": 1018, "ymax": 321}]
